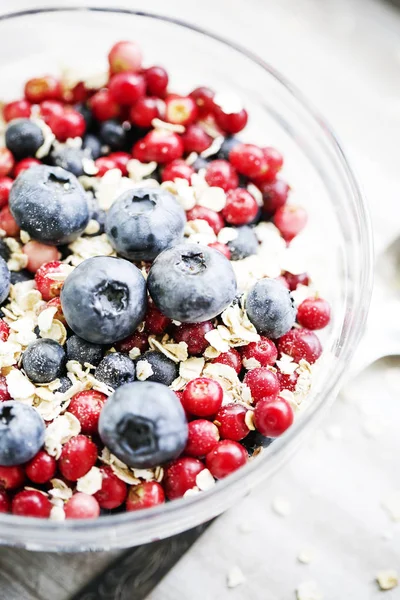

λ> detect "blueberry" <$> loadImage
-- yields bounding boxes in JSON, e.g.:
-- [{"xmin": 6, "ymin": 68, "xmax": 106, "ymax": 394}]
[
  {"xmin": 99, "ymin": 120, "xmax": 128, "ymax": 151},
  {"xmin": 57, "ymin": 376, "xmax": 73, "ymax": 394},
  {"xmin": 148, "ymin": 243, "xmax": 237, "ymax": 322},
  {"xmin": 98, "ymin": 381, "xmax": 188, "ymax": 468},
  {"xmin": 10, "ymin": 269, "xmax": 33, "ymax": 285},
  {"xmin": 136, "ymin": 350, "xmax": 178, "ymax": 386},
  {"xmin": 83, "ymin": 134, "xmax": 102, "ymax": 159},
  {"xmin": 192, "ymin": 156, "xmax": 210, "ymax": 171},
  {"xmin": 9, "ymin": 165, "xmax": 89, "ymax": 245},
  {"xmin": 0, "ymin": 401, "xmax": 46, "ymax": 466},
  {"xmin": 95, "ymin": 353, "xmax": 136, "ymax": 389},
  {"xmin": 227, "ymin": 226, "xmax": 258, "ymax": 260},
  {"xmin": 0, "ymin": 239, "xmax": 10, "ymax": 263},
  {"xmin": 245, "ymin": 278, "xmax": 296, "ymax": 339},
  {"xmin": 22, "ymin": 338, "xmax": 66, "ymax": 383},
  {"xmin": 242, "ymin": 430, "xmax": 273, "ymax": 456},
  {"xmin": 66, "ymin": 334, "xmax": 105, "ymax": 367},
  {"xmin": 5, "ymin": 119, "xmax": 45, "ymax": 160},
  {"xmin": 216, "ymin": 136, "xmax": 241, "ymax": 161},
  {"xmin": 106, "ymin": 187, "xmax": 186, "ymax": 261},
  {"xmin": 60, "ymin": 256, "xmax": 147, "ymax": 344},
  {"xmin": 74, "ymin": 103, "xmax": 93, "ymax": 129},
  {"xmin": 0, "ymin": 256, "xmax": 10, "ymax": 305},
  {"xmin": 50, "ymin": 146, "xmax": 91, "ymax": 177}
]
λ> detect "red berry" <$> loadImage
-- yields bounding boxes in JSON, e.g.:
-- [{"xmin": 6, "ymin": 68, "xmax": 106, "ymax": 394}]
[
  {"xmin": 130, "ymin": 96, "xmax": 162, "ymax": 128},
  {"xmin": 0, "ymin": 376, "xmax": 11, "ymax": 401},
  {"xmin": 162, "ymin": 159, "xmax": 194, "ymax": 183},
  {"xmin": 277, "ymin": 371, "xmax": 299, "ymax": 392},
  {"xmin": 0, "ymin": 466, "xmax": 25, "ymax": 490},
  {"xmin": 13, "ymin": 157, "xmax": 40, "ymax": 178},
  {"xmin": 182, "ymin": 377, "xmax": 223, "ymax": 417},
  {"xmin": 25, "ymin": 451, "xmax": 56, "ymax": 484},
  {"xmin": 173, "ymin": 321, "xmax": 214, "ymax": 356},
  {"xmin": 23, "ymin": 241, "xmax": 60, "ymax": 273},
  {"xmin": 163, "ymin": 457, "xmax": 205, "ymax": 500},
  {"xmin": 132, "ymin": 130, "xmax": 184, "ymax": 164},
  {"xmin": 3, "ymin": 99, "xmax": 31, "ymax": 122},
  {"xmin": 95, "ymin": 156, "xmax": 118, "ymax": 176},
  {"xmin": 145, "ymin": 66, "xmax": 169, "ymax": 97},
  {"xmin": 274, "ymin": 205, "xmax": 308, "ymax": 243},
  {"xmin": 215, "ymin": 404, "xmax": 249, "ymax": 441},
  {"xmin": 64, "ymin": 81, "xmax": 90, "ymax": 104},
  {"xmin": 64, "ymin": 492, "xmax": 100, "ymax": 519},
  {"xmin": 205, "ymin": 160, "xmax": 238, "ymax": 192},
  {"xmin": 12, "ymin": 490, "xmax": 52, "ymax": 518},
  {"xmin": 94, "ymin": 466, "xmax": 127, "ymax": 509},
  {"xmin": 186, "ymin": 205, "xmax": 224, "ymax": 234},
  {"xmin": 0, "ymin": 177, "xmax": 13, "ymax": 208},
  {"xmin": 212, "ymin": 348, "xmax": 242, "ymax": 374},
  {"xmin": 208, "ymin": 241, "xmax": 231, "ymax": 259},
  {"xmin": 0, "ymin": 319, "xmax": 10, "ymax": 342},
  {"xmin": 109, "ymin": 40, "xmax": 143, "ymax": 74},
  {"xmin": 260, "ymin": 179, "xmax": 290, "ymax": 217},
  {"xmin": 253, "ymin": 147, "xmax": 284, "ymax": 184},
  {"xmin": 214, "ymin": 105, "xmax": 248, "ymax": 134},
  {"xmin": 144, "ymin": 301, "xmax": 171, "ymax": 335},
  {"xmin": 24, "ymin": 75, "xmax": 61, "ymax": 103},
  {"xmin": 58, "ymin": 435, "xmax": 98, "ymax": 481},
  {"xmin": 165, "ymin": 96, "xmax": 198, "ymax": 126},
  {"xmin": 222, "ymin": 189, "xmax": 258, "ymax": 225},
  {"xmin": 45, "ymin": 297, "xmax": 66, "ymax": 325},
  {"xmin": 185, "ymin": 420, "xmax": 220, "ymax": 457},
  {"xmin": 90, "ymin": 89, "xmax": 120, "ymax": 121},
  {"xmin": 115, "ymin": 330, "xmax": 149, "ymax": 355},
  {"xmin": 68, "ymin": 391, "xmax": 107, "ymax": 435},
  {"xmin": 243, "ymin": 367, "xmax": 280, "ymax": 403},
  {"xmin": 229, "ymin": 143, "xmax": 266, "ymax": 179},
  {"xmin": 0, "ymin": 491, "xmax": 9, "ymax": 513},
  {"xmin": 189, "ymin": 87, "xmax": 215, "ymax": 118},
  {"xmin": 206, "ymin": 440, "xmax": 247, "ymax": 479},
  {"xmin": 297, "ymin": 297, "xmax": 331, "ymax": 330},
  {"xmin": 49, "ymin": 109, "xmax": 86, "ymax": 142},
  {"xmin": 277, "ymin": 329, "xmax": 322, "ymax": 364},
  {"xmin": 108, "ymin": 152, "xmax": 131, "ymax": 176},
  {"xmin": 0, "ymin": 148, "xmax": 14, "ymax": 178},
  {"xmin": 283, "ymin": 271, "xmax": 310, "ymax": 291},
  {"xmin": 34, "ymin": 261, "xmax": 64, "ymax": 301},
  {"xmin": 181, "ymin": 124, "xmax": 212, "ymax": 154},
  {"xmin": 241, "ymin": 337, "xmax": 278, "ymax": 368},
  {"xmin": 39, "ymin": 100, "xmax": 64, "ymax": 124},
  {"xmin": 126, "ymin": 481, "xmax": 165, "ymax": 511},
  {"xmin": 0, "ymin": 206, "xmax": 19, "ymax": 237},
  {"xmin": 254, "ymin": 396, "xmax": 294, "ymax": 437},
  {"xmin": 109, "ymin": 72, "xmax": 146, "ymax": 105}
]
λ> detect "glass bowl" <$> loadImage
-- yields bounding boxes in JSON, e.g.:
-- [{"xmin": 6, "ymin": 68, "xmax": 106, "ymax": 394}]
[{"xmin": 0, "ymin": 7, "xmax": 373, "ymax": 551}]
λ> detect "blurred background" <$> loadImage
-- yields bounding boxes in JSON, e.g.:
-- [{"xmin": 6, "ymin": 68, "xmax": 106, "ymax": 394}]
[{"xmin": 0, "ymin": 0, "xmax": 399, "ymax": 598}]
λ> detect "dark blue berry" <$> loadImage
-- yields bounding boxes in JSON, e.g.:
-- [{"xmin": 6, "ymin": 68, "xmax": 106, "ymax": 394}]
[
  {"xmin": 9, "ymin": 165, "xmax": 89, "ymax": 245},
  {"xmin": 10, "ymin": 269, "xmax": 33, "ymax": 285},
  {"xmin": 0, "ymin": 239, "xmax": 10, "ymax": 263},
  {"xmin": 74, "ymin": 103, "xmax": 93, "ymax": 129},
  {"xmin": 57, "ymin": 376, "xmax": 73, "ymax": 394},
  {"xmin": 60, "ymin": 256, "xmax": 147, "ymax": 344},
  {"xmin": 99, "ymin": 120, "xmax": 128, "ymax": 151},
  {"xmin": 98, "ymin": 381, "xmax": 188, "ymax": 468},
  {"xmin": 246, "ymin": 278, "xmax": 296, "ymax": 339},
  {"xmin": 5, "ymin": 119, "xmax": 45, "ymax": 160},
  {"xmin": 22, "ymin": 338, "xmax": 66, "ymax": 383},
  {"xmin": 217, "ymin": 136, "xmax": 240, "ymax": 161},
  {"xmin": 0, "ymin": 256, "xmax": 10, "ymax": 305},
  {"xmin": 0, "ymin": 401, "xmax": 46, "ymax": 466},
  {"xmin": 148, "ymin": 243, "xmax": 237, "ymax": 322},
  {"xmin": 227, "ymin": 226, "xmax": 258, "ymax": 260},
  {"xmin": 242, "ymin": 430, "xmax": 273, "ymax": 456},
  {"xmin": 83, "ymin": 134, "xmax": 102, "ymax": 159},
  {"xmin": 50, "ymin": 146, "xmax": 91, "ymax": 177},
  {"xmin": 192, "ymin": 156, "xmax": 210, "ymax": 171},
  {"xmin": 95, "ymin": 353, "xmax": 136, "ymax": 389},
  {"xmin": 136, "ymin": 351, "xmax": 178, "ymax": 386},
  {"xmin": 66, "ymin": 334, "xmax": 105, "ymax": 367},
  {"xmin": 105, "ymin": 187, "xmax": 186, "ymax": 261}
]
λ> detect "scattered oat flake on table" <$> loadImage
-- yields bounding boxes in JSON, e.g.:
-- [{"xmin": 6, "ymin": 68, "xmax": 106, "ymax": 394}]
[
  {"xmin": 226, "ymin": 566, "xmax": 246, "ymax": 589},
  {"xmin": 382, "ymin": 490, "xmax": 400, "ymax": 522},
  {"xmin": 272, "ymin": 495, "xmax": 292, "ymax": 517},
  {"xmin": 297, "ymin": 548, "xmax": 315, "ymax": 564},
  {"xmin": 376, "ymin": 570, "xmax": 398, "ymax": 591},
  {"xmin": 296, "ymin": 580, "xmax": 323, "ymax": 600}
]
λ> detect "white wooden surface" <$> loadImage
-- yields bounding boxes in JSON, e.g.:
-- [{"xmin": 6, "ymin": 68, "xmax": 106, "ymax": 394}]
[{"xmin": 0, "ymin": 0, "xmax": 399, "ymax": 598}]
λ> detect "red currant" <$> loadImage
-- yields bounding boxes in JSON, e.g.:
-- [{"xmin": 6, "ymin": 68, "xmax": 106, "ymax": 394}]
[
  {"xmin": 0, "ymin": 491, "xmax": 9, "ymax": 513},
  {"xmin": 109, "ymin": 72, "xmax": 146, "ymax": 105},
  {"xmin": 95, "ymin": 156, "xmax": 118, "ymax": 176},
  {"xmin": 214, "ymin": 106, "xmax": 248, "ymax": 134},
  {"xmin": 222, "ymin": 189, "xmax": 258, "ymax": 225},
  {"xmin": 180, "ymin": 124, "xmax": 212, "ymax": 154},
  {"xmin": 145, "ymin": 66, "xmax": 169, "ymax": 97},
  {"xmin": 229, "ymin": 143, "xmax": 266, "ymax": 179},
  {"xmin": 68, "ymin": 391, "xmax": 107, "ymax": 435},
  {"xmin": 144, "ymin": 300, "xmax": 171, "ymax": 335},
  {"xmin": 208, "ymin": 241, "xmax": 231, "ymax": 259},
  {"xmin": 49, "ymin": 109, "xmax": 86, "ymax": 142},
  {"xmin": 108, "ymin": 40, "xmax": 143, "ymax": 74},
  {"xmin": 212, "ymin": 348, "xmax": 242, "ymax": 374},
  {"xmin": 254, "ymin": 396, "xmax": 294, "ymax": 437},
  {"xmin": 253, "ymin": 147, "xmax": 284, "ymax": 184},
  {"xmin": 13, "ymin": 157, "xmax": 41, "ymax": 178},
  {"xmin": 215, "ymin": 404, "xmax": 250, "ymax": 441},
  {"xmin": 39, "ymin": 100, "xmax": 64, "ymax": 124},
  {"xmin": 205, "ymin": 160, "xmax": 238, "ymax": 192},
  {"xmin": 0, "ymin": 148, "xmax": 14, "ymax": 178},
  {"xmin": 241, "ymin": 337, "xmax": 278, "ymax": 368},
  {"xmin": 260, "ymin": 179, "xmax": 290, "ymax": 217},
  {"xmin": 34, "ymin": 261, "xmax": 64, "ymax": 301},
  {"xmin": 186, "ymin": 205, "xmax": 224, "ymax": 234},
  {"xmin": 107, "ymin": 151, "xmax": 131, "ymax": 176},
  {"xmin": 64, "ymin": 492, "xmax": 100, "ymax": 519},
  {"xmin": 277, "ymin": 328, "xmax": 322, "ymax": 364},
  {"xmin": 58, "ymin": 435, "xmax": 98, "ymax": 481},
  {"xmin": 173, "ymin": 321, "xmax": 214, "ymax": 355},
  {"xmin": 64, "ymin": 81, "xmax": 90, "ymax": 104},
  {"xmin": 23, "ymin": 241, "xmax": 60, "ymax": 273},
  {"xmin": 274, "ymin": 205, "xmax": 308, "ymax": 243},
  {"xmin": 0, "ymin": 376, "xmax": 11, "ymax": 401},
  {"xmin": 12, "ymin": 490, "xmax": 52, "ymax": 518},
  {"xmin": 163, "ymin": 457, "xmax": 205, "ymax": 500},
  {"xmin": 0, "ymin": 206, "xmax": 19, "ymax": 237},
  {"xmin": 182, "ymin": 378, "xmax": 223, "ymax": 417},
  {"xmin": 90, "ymin": 89, "xmax": 120, "ymax": 121},
  {"xmin": 185, "ymin": 420, "xmax": 220, "ymax": 457},
  {"xmin": 162, "ymin": 159, "xmax": 194, "ymax": 183},
  {"xmin": 25, "ymin": 451, "xmax": 56, "ymax": 484},
  {"xmin": 165, "ymin": 96, "xmax": 198, "ymax": 126},
  {"xmin": 133, "ymin": 130, "xmax": 184, "ymax": 164},
  {"xmin": 3, "ymin": 99, "xmax": 31, "ymax": 122},
  {"xmin": 277, "ymin": 371, "xmax": 299, "ymax": 392},
  {"xmin": 283, "ymin": 271, "xmax": 310, "ymax": 291},
  {"xmin": 243, "ymin": 367, "xmax": 280, "ymax": 402},
  {"xmin": 115, "ymin": 330, "xmax": 149, "ymax": 355},
  {"xmin": 94, "ymin": 466, "xmax": 127, "ymax": 510},
  {"xmin": 24, "ymin": 75, "xmax": 61, "ymax": 103},
  {"xmin": 130, "ymin": 96, "xmax": 162, "ymax": 128},
  {"xmin": 206, "ymin": 440, "xmax": 247, "ymax": 479},
  {"xmin": 189, "ymin": 87, "xmax": 215, "ymax": 118},
  {"xmin": 297, "ymin": 297, "xmax": 331, "ymax": 330},
  {"xmin": 0, "ymin": 319, "xmax": 10, "ymax": 342},
  {"xmin": 126, "ymin": 481, "xmax": 165, "ymax": 511},
  {"xmin": 0, "ymin": 466, "xmax": 25, "ymax": 490},
  {"xmin": 0, "ymin": 177, "xmax": 13, "ymax": 208}
]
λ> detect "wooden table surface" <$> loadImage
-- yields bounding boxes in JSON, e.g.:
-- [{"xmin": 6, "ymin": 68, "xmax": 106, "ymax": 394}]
[{"xmin": 0, "ymin": 0, "xmax": 399, "ymax": 598}]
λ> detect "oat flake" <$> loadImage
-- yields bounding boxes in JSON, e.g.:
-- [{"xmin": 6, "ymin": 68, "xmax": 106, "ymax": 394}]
[
  {"xmin": 76, "ymin": 466, "xmax": 102, "ymax": 495},
  {"xmin": 226, "ymin": 566, "xmax": 246, "ymax": 589},
  {"xmin": 6, "ymin": 368, "xmax": 36, "ymax": 399},
  {"xmin": 296, "ymin": 580, "xmax": 323, "ymax": 600},
  {"xmin": 376, "ymin": 570, "xmax": 398, "ymax": 591},
  {"xmin": 136, "ymin": 359, "xmax": 154, "ymax": 381},
  {"xmin": 195, "ymin": 469, "xmax": 215, "ymax": 491}
]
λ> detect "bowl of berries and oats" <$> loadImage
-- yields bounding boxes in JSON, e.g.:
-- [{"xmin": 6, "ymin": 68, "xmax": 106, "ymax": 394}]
[{"xmin": 0, "ymin": 8, "xmax": 371, "ymax": 550}]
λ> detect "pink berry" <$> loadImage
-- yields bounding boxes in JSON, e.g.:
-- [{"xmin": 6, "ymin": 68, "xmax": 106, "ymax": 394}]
[
  {"xmin": 229, "ymin": 143, "xmax": 266, "ymax": 178},
  {"xmin": 34, "ymin": 260, "xmax": 64, "ymax": 301},
  {"xmin": 163, "ymin": 457, "xmax": 205, "ymax": 500},
  {"xmin": 189, "ymin": 87, "xmax": 215, "ymax": 118},
  {"xmin": 23, "ymin": 241, "xmax": 60, "ymax": 274},
  {"xmin": 126, "ymin": 481, "xmax": 165, "ymax": 511},
  {"xmin": 214, "ymin": 105, "xmax": 248, "ymax": 134},
  {"xmin": 94, "ymin": 466, "xmax": 127, "ymax": 510},
  {"xmin": 108, "ymin": 40, "xmax": 143, "ymax": 74},
  {"xmin": 297, "ymin": 297, "xmax": 331, "ymax": 330},
  {"xmin": 0, "ymin": 466, "xmax": 25, "ymax": 490},
  {"xmin": 13, "ymin": 157, "xmax": 40, "ymax": 178},
  {"xmin": 95, "ymin": 156, "xmax": 118, "ymax": 176},
  {"xmin": 0, "ymin": 148, "xmax": 14, "ymax": 178},
  {"xmin": 3, "ymin": 99, "xmax": 31, "ymax": 122},
  {"xmin": 215, "ymin": 404, "xmax": 250, "ymax": 441},
  {"xmin": 165, "ymin": 95, "xmax": 198, "ymax": 126},
  {"xmin": 115, "ymin": 330, "xmax": 149, "ymax": 355},
  {"xmin": 222, "ymin": 188, "xmax": 258, "ymax": 225},
  {"xmin": 205, "ymin": 160, "xmax": 238, "ymax": 192},
  {"xmin": 206, "ymin": 440, "xmax": 247, "ymax": 479},
  {"xmin": 24, "ymin": 75, "xmax": 61, "ymax": 103},
  {"xmin": 173, "ymin": 321, "xmax": 214, "ymax": 355},
  {"xmin": 49, "ymin": 110, "xmax": 86, "ymax": 142},
  {"xmin": 180, "ymin": 124, "xmax": 212, "ymax": 154},
  {"xmin": 277, "ymin": 329, "xmax": 322, "ymax": 364},
  {"xmin": 0, "ymin": 319, "xmax": 10, "ymax": 342},
  {"xmin": 241, "ymin": 337, "xmax": 278, "ymax": 368},
  {"xmin": 0, "ymin": 490, "xmax": 9, "ymax": 513},
  {"xmin": 0, "ymin": 206, "xmax": 19, "ymax": 237},
  {"xmin": 186, "ymin": 205, "xmax": 224, "ymax": 234},
  {"xmin": 212, "ymin": 348, "xmax": 242, "ymax": 374},
  {"xmin": 109, "ymin": 72, "xmax": 146, "ymax": 105},
  {"xmin": 145, "ymin": 66, "xmax": 169, "ymax": 97},
  {"xmin": 185, "ymin": 420, "xmax": 220, "ymax": 457},
  {"xmin": 132, "ymin": 130, "xmax": 184, "ymax": 164},
  {"xmin": 0, "ymin": 177, "xmax": 13, "ymax": 208},
  {"xmin": 283, "ymin": 271, "xmax": 310, "ymax": 291},
  {"xmin": 58, "ymin": 435, "xmax": 98, "ymax": 481},
  {"xmin": 182, "ymin": 377, "xmax": 223, "ymax": 417},
  {"xmin": 130, "ymin": 96, "xmax": 162, "ymax": 128},
  {"xmin": 243, "ymin": 367, "xmax": 280, "ymax": 403},
  {"xmin": 259, "ymin": 179, "xmax": 290, "ymax": 217},
  {"xmin": 277, "ymin": 371, "xmax": 299, "ymax": 392},
  {"xmin": 25, "ymin": 451, "xmax": 56, "ymax": 484},
  {"xmin": 64, "ymin": 492, "xmax": 100, "ymax": 519},
  {"xmin": 12, "ymin": 490, "xmax": 52, "ymax": 518},
  {"xmin": 208, "ymin": 241, "xmax": 231, "ymax": 259},
  {"xmin": 254, "ymin": 396, "xmax": 294, "ymax": 437},
  {"xmin": 0, "ymin": 376, "xmax": 11, "ymax": 402},
  {"xmin": 162, "ymin": 159, "xmax": 194, "ymax": 183},
  {"xmin": 274, "ymin": 205, "xmax": 308, "ymax": 242},
  {"xmin": 68, "ymin": 391, "xmax": 107, "ymax": 435},
  {"xmin": 90, "ymin": 89, "xmax": 120, "ymax": 121}
]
